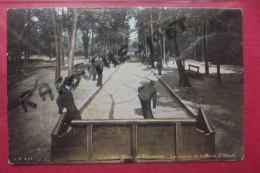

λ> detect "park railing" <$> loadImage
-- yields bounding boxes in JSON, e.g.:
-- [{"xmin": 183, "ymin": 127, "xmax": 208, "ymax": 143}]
[{"xmin": 51, "ymin": 109, "xmax": 215, "ymax": 164}]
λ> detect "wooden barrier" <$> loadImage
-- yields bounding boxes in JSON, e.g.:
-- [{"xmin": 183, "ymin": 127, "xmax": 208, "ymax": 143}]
[{"xmin": 51, "ymin": 113, "xmax": 215, "ymax": 164}]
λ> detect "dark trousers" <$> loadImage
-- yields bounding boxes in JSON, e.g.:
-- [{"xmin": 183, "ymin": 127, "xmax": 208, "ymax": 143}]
[
  {"xmin": 93, "ymin": 75, "xmax": 96, "ymax": 81},
  {"xmin": 158, "ymin": 68, "xmax": 162, "ymax": 75},
  {"xmin": 97, "ymin": 73, "xmax": 103, "ymax": 86},
  {"xmin": 60, "ymin": 114, "xmax": 73, "ymax": 133},
  {"xmin": 60, "ymin": 110, "xmax": 81, "ymax": 134},
  {"xmin": 157, "ymin": 66, "xmax": 162, "ymax": 75},
  {"xmin": 140, "ymin": 99, "xmax": 154, "ymax": 119}
]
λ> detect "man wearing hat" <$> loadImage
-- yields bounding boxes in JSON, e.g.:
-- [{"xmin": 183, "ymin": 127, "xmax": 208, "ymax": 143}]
[
  {"xmin": 96, "ymin": 57, "xmax": 104, "ymax": 87},
  {"xmin": 56, "ymin": 76, "xmax": 81, "ymax": 133},
  {"xmin": 138, "ymin": 80, "xmax": 157, "ymax": 119}
]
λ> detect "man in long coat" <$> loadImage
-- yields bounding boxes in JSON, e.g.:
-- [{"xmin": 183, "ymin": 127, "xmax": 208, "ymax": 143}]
[
  {"xmin": 91, "ymin": 58, "xmax": 97, "ymax": 81},
  {"xmin": 56, "ymin": 77, "xmax": 81, "ymax": 133},
  {"xmin": 96, "ymin": 57, "xmax": 104, "ymax": 87},
  {"xmin": 138, "ymin": 80, "xmax": 157, "ymax": 119}
]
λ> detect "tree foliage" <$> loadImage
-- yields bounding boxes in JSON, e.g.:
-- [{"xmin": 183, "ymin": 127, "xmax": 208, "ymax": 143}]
[{"xmin": 7, "ymin": 7, "xmax": 242, "ymax": 83}]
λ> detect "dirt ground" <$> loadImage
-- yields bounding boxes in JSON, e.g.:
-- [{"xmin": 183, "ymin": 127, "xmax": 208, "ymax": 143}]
[{"xmin": 173, "ymin": 72, "xmax": 244, "ymax": 160}]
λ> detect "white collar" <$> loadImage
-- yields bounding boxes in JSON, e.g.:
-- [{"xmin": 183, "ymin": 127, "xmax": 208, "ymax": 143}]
[{"xmin": 65, "ymin": 85, "xmax": 70, "ymax": 90}]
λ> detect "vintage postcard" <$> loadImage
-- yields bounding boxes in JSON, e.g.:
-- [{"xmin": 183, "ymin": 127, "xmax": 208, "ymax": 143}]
[{"xmin": 7, "ymin": 7, "xmax": 243, "ymax": 164}]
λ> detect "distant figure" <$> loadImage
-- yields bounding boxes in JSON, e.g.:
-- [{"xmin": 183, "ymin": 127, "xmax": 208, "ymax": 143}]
[
  {"xmin": 138, "ymin": 80, "xmax": 157, "ymax": 119},
  {"xmin": 119, "ymin": 56, "xmax": 124, "ymax": 63},
  {"xmin": 165, "ymin": 51, "xmax": 170, "ymax": 66},
  {"xmin": 56, "ymin": 76, "xmax": 81, "ymax": 133},
  {"xmin": 96, "ymin": 57, "xmax": 104, "ymax": 86},
  {"xmin": 172, "ymin": 55, "xmax": 175, "ymax": 65},
  {"xmin": 157, "ymin": 58, "xmax": 163, "ymax": 75},
  {"xmin": 91, "ymin": 58, "xmax": 97, "ymax": 81},
  {"xmin": 102, "ymin": 56, "xmax": 110, "ymax": 68},
  {"xmin": 108, "ymin": 52, "xmax": 118, "ymax": 67},
  {"xmin": 121, "ymin": 56, "xmax": 126, "ymax": 63}
]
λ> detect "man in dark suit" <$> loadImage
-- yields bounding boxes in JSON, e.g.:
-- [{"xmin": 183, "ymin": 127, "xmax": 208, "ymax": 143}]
[
  {"xmin": 157, "ymin": 58, "xmax": 163, "ymax": 75},
  {"xmin": 91, "ymin": 58, "xmax": 97, "ymax": 81},
  {"xmin": 96, "ymin": 57, "xmax": 104, "ymax": 87},
  {"xmin": 56, "ymin": 77, "xmax": 81, "ymax": 133},
  {"xmin": 138, "ymin": 80, "xmax": 157, "ymax": 119}
]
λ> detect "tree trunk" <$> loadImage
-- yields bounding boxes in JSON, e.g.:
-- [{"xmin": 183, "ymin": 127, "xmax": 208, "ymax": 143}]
[
  {"xmin": 172, "ymin": 32, "xmax": 191, "ymax": 87},
  {"xmin": 16, "ymin": 9, "xmax": 26, "ymax": 77},
  {"xmin": 60, "ymin": 24, "xmax": 64, "ymax": 67},
  {"xmin": 204, "ymin": 21, "xmax": 209, "ymax": 75},
  {"xmin": 215, "ymin": 20, "xmax": 221, "ymax": 84},
  {"xmin": 60, "ymin": 8, "xmax": 65, "ymax": 67},
  {"xmin": 113, "ymin": 43, "xmax": 116, "ymax": 54},
  {"xmin": 24, "ymin": 47, "xmax": 29, "ymax": 65},
  {"xmin": 109, "ymin": 39, "xmax": 111, "ymax": 53},
  {"xmin": 24, "ymin": 9, "xmax": 31, "ymax": 65},
  {"xmin": 144, "ymin": 31, "xmax": 147, "ymax": 54},
  {"xmin": 201, "ymin": 23, "xmax": 204, "ymax": 62},
  {"xmin": 158, "ymin": 11, "xmax": 165, "ymax": 62},
  {"xmin": 50, "ymin": 45, "xmax": 52, "ymax": 61},
  {"xmin": 91, "ymin": 20, "xmax": 94, "ymax": 56},
  {"xmin": 11, "ymin": 53, "xmax": 14, "ymax": 75},
  {"xmin": 51, "ymin": 8, "xmax": 61, "ymax": 82},
  {"xmin": 162, "ymin": 35, "xmax": 165, "ymax": 62},
  {"xmin": 82, "ymin": 29, "xmax": 89, "ymax": 59},
  {"xmin": 193, "ymin": 30, "xmax": 196, "ymax": 60},
  {"xmin": 217, "ymin": 59, "xmax": 221, "ymax": 84},
  {"xmin": 149, "ymin": 8, "xmax": 155, "ymax": 68},
  {"xmin": 102, "ymin": 41, "xmax": 104, "ymax": 53},
  {"xmin": 67, "ymin": 29, "xmax": 70, "ymax": 57},
  {"xmin": 179, "ymin": 32, "xmax": 185, "ymax": 67},
  {"xmin": 68, "ymin": 8, "xmax": 78, "ymax": 77},
  {"xmin": 16, "ymin": 41, "xmax": 22, "ymax": 77},
  {"xmin": 217, "ymin": 32, "xmax": 221, "ymax": 84},
  {"xmin": 158, "ymin": 36, "xmax": 163, "ymax": 60},
  {"xmin": 105, "ymin": 40, "xmax": 107, "ymax": 53},
  {"xmin": 100, "ymin": 43, "xmax": 102, "ymax": 53}
]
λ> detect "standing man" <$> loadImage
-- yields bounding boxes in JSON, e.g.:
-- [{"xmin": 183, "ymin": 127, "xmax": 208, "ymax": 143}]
[
  {"xmin": 91, "ymin": 58, "xmax": 97, "ymax": 81},
  {"xmin": 56, "ymin": 76, "xmax": 81, "ymax": 133},
  {"xmin": 109, "ymin": 52, "xmax": 118, "ymax": 67},
  {"xmin": 157, "ymin": 58, "xmax": 163, "ymax": 75},
  {"xmin": 165, "ymin": 51, "xmax": 170, "ymax": 66},
  {"xmin": 96, "ymin": 56, "xmax": 104, "ymax": 87},
  {"xmin": 138, "ymin": 80, "xmax": 157, "ymax": 119}
]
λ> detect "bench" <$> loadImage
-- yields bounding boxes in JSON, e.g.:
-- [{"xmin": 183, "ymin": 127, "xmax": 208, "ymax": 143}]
[
  {"xmin": 186, "ymin": 64, "xmax": 202, "ymax": 78},
  {"xmin": 74, "ymin": 62, "xmax": 86, "ymax": 75}
]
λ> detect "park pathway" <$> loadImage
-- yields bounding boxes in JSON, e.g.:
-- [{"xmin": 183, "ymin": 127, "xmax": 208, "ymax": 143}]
[{"xmin": 81, "ymin": 63, "xmax": 192, "ymax": 119}]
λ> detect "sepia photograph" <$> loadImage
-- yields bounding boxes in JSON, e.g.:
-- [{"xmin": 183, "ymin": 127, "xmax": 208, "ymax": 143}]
[{"xmin": 7, "ymin": 7, "xmax": 243, "ymax": 164}]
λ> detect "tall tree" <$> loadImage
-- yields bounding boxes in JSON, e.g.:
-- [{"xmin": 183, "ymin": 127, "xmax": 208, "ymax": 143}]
[
  {"xmin": 60, "ymin": 8, "xmax": 65, "ymax": 67},
  {"xmin": 167, "ymin": 18, "xmax": 191, "ymax": 87},
  {"xmin": 203, "ymin": 20, "xmax": 209, "ymax": 75},
  {"xmin": 7, "ymin": 9, "xmax": 26, "ymax": 77},
  {"xmin": 78, "ymin": 8, "xmax": 93, "ymax": 61},
  {"xmin": 68, "ymin": 8, "xmax": 78, "ymax": 76},
  {"xmin": 51, "ymin": 8, "xmax": 61, "ymax": 82},
  {"xmin": 149, "ymin": 8, "xmax": 155, "ymax": 67},
  {"xmin": 23, "ymin": 9, "xmax": 32, "ymax": 65}
]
